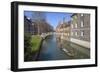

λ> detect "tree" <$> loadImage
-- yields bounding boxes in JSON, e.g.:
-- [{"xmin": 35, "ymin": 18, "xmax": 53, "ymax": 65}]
[
  {"xmin": 32, "ymin": 12, "xmax": 47, "ymax": 35},
  {"xmin": 24, "ymin": 33, "xmax": 32, "ymax": 61}
]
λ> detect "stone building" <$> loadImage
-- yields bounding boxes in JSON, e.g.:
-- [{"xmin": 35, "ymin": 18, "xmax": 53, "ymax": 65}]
[
  {"xmin": 24, "ymin": 16, "xmax": 34, "ymax": 35},
  {"xmin": 70, "ymin": 13, "xmax": 90, "ymax": 48},
  {"xmin": 56, "ymin": 21, "xmax": 71, "ymax": 41},
  {"xmin": 24, "ymin": 16, "xmax": 53, "ymax": 35}
]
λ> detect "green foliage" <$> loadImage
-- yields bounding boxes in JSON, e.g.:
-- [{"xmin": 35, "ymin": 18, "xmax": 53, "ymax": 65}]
[
  {"xmin": 24, "ymin": 33, "xmax": 42, "ymax": 61},
  {"xmin": 31, "ymin": 35, "xmax": 42, "ymax": 52},
  {"xmin": 24, "ymin": 33, "xmax": 32, "ymax": 58}
]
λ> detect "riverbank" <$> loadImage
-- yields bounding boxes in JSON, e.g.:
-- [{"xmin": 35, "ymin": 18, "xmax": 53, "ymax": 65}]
[
  {"xmin": 24, "ymin": 33, "xmax": 52, "ymax": 61},
  {"xmin": 31, "ymin": 35, "xmax": 42, "ymax": 52},
  {"xmin": 30, "ymin": 37, "xmax": 44, "ymax": 61},
  {"xmin": 24, "ymin": 35, "xmax": 43, "ymax": 61}
]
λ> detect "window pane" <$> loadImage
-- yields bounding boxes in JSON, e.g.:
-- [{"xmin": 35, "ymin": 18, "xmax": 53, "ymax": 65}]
[
  {"xmin": 81, "ymin": 31, "xmax": 84, "ymax": 36},
  {"xmin": 81, "ymin": 21, "xmax": 83, "ymax": 27}
]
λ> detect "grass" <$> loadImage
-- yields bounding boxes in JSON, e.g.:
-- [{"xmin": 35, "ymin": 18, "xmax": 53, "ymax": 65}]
[
  {"xmin": 24, "ymin": 34, "xmax": 42, "ymax": 61},
  {"xmin": 31, "ymin": 35, "xmax": 42, "ymax": 52}
]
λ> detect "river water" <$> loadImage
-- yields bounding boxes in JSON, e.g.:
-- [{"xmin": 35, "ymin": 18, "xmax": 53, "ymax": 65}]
[{"xmin": 37, "ymin": 33, "xmax": 90, "ymax": 61}]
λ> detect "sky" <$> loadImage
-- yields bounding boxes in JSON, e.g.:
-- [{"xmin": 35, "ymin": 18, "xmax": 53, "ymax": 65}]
[{"xmin": 24, "ymin": 11, "xmax": 73, "ymax": 29}]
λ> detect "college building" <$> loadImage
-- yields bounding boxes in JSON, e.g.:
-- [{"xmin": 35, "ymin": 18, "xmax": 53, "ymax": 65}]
[
  {"xmin": 56, "ymin": 20, "xmax": 71, "ymax": 41},
  {"xmin": 56, "ymin": 13, "xmax": 90, "ymax": 48},
  {"xmin": 70, "ymin": 13, "xmax": 90, "ymax": 48},
  {"xmin": 24, "ymin": 15, "xmax": 53, "ymax": 35},
  {"xmin": 24, "ymin": 16, "xmax": 34, "ymax": 35}
]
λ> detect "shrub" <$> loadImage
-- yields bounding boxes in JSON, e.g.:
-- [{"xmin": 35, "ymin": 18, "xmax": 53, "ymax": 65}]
[{"xmin": 24, "ymin": 33, "xmax": 32, "ymax": 60}]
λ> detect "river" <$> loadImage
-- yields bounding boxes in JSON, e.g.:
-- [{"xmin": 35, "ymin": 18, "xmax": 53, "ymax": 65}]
[{"xmin": 37, "ymin": 33, "xmax": 90, "ymax": 61}]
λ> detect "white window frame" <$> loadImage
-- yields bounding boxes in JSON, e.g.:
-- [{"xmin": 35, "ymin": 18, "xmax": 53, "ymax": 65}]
[
  {"xmin": 81, "ymin": 21, "xmax": 84, "ymax": 27},
  {"xmin": 81, "ymin": 31, "xmax": 84, "ymax": 36},
  {"xmin": 75, "ymin": 23, "xmax": 77, "ymax": 28},
  {"xmin": 75, "ymin": 32, "xmax": 77, "ymax": 36}
]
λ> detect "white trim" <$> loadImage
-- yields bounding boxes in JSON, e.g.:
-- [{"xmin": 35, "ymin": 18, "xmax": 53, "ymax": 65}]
[
  {"xmin": 18, "ymin": 5, "xmax": 95, "ymax": 69},
  {"xmin": 81, "ymin": 31, "xmax": 84, "ymax": 36},
  {"xmin": 75, "ymin": 23, "xmax": 78, "ymax": 28},
  {"xmin": 70, "ymin": 38, "xmax": 90, "ymax": 48},
  {"xmin": 81, "ymin": 21, "xmax": 84, "ymax": 27}
]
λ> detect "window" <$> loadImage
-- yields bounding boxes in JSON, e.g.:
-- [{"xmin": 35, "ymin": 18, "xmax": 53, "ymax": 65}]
[
  {"xmin": 75, "ymin": 32, "xmax": 77, "ymax": 36},
  {"xmin": 81, "ymin": 21, "xmax": 84, "ymax": 27},
  {"xmin": 81, "ymin": 14, "xmax": 84, "ymax": 16},
  {"xmin": 81, "ymin": 31, "xmax": 84, "ymax": 36},
  {"xmin": 75, "ymin": 23, "xmax": 77, "ymax": 28}
]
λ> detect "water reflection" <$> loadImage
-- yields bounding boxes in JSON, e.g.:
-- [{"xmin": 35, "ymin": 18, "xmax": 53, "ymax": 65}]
[
  {"xmin": 56, "ymin": 33, "xmax": 90, "ymax": 59},
  {"xmin": 37, "ymin": 33, "xmax": 90, "ymax": 61}
]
